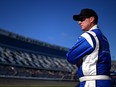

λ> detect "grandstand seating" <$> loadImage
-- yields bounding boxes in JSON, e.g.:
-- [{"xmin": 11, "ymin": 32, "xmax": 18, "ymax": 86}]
[
  {"xmin": 0, "ymin": 45, "xmax": 76, "ymax": 72},
  {"xmin": 0, "ymin": 29, "xmax": 77, "ymax": 81}
]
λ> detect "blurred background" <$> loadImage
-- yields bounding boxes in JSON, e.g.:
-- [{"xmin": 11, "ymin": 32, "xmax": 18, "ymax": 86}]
[{"xmin": 0, "ymin": 0, "xmax": 116, "ymax": 86}]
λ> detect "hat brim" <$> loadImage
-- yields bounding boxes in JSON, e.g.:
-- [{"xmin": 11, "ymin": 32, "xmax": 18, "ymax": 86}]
[{"xmin": 73, "ymin": 15, "xmax": 80, "ymax": 21}]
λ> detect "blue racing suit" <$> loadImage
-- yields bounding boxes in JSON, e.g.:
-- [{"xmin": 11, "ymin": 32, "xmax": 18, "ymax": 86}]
[{"xmin": 66, "ymin": 26, "xmax": 113, "ymax": 87}]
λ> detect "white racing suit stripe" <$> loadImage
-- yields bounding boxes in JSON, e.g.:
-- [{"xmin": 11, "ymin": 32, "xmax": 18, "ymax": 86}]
[{"xmin": 81, "ymin": 31, "xmax": 99, "ymax": 87}]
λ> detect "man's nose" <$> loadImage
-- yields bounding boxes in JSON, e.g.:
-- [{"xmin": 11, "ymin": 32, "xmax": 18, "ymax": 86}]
[{"xmin": 78, "ymin": 21, "xmax": 81, "ymax": 24}]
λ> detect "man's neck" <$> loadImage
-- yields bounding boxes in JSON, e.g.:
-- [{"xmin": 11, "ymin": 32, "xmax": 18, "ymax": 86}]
[{"xmin": 90, "ymin": 24, "xmax": 98, "ymax": 31}]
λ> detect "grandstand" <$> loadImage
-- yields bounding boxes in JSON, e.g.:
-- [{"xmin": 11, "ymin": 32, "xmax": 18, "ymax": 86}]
[
  {"xmin": 0, "ymin": 29, "xmax": 77, "ymax": 82},
  {"xmin": 0, "ymin": 28, "xmax": 115, "ymax": 86}
]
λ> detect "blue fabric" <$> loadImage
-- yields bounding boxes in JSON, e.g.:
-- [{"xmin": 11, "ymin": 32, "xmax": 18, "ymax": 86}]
[
  {"xmin": 96, "ymin": 80, "xmax": 113, "ymax": 87},
  {"xmin": 92, "ymin": 29, "xmax": 111, "ymax": 75},
  {"xmin": 66, "ymin": 35, "xmax": 95, "ymax": 64}
]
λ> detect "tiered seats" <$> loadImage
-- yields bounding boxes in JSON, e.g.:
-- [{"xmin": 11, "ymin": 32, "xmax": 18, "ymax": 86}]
[
  {"xmin": 0, "ymin": 45, "xmax": 77, "ymax": 80},
  {"xmin": 0, "ymin": 46, "xmax": 76, "ymax": 72},
  {"xmin": 111, "ymin": 61, "xmax": 116, "ymax": 72}
]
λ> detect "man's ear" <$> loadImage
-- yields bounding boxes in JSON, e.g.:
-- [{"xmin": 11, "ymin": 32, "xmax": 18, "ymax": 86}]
[{"xmin": 90, "ymin": 16, "xmax": 95, "ymax": 23}]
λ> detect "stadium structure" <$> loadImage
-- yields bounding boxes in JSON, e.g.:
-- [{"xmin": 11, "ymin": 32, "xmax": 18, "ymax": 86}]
[{"xmin": 0, "ymin": 29, "xmax": 115, "ymax": 86}]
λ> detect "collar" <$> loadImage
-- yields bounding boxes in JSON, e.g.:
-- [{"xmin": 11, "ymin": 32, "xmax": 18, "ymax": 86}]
[{"xmin": 89, "ymin": 25, "xmax": 99, "ymax": 31}]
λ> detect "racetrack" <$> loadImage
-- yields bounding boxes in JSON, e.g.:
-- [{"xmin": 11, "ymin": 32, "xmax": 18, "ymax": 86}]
[
  {"xmin": 0, "ymin": 77, "xmax": 115, "ymax": 87},
  {"xmin": 0, "ymin": 77, "xmax": 78, "ymax": 87}
]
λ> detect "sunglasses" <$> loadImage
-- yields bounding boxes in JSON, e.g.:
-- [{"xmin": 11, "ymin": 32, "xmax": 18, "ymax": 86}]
[{"xmin": 78, "ymin": 17, "xmax": 87, "ymax": 22}]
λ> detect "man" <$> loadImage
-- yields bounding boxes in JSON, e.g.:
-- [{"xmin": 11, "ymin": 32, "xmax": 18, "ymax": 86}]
[{"xmin": 66, "ymin": 8, "xmax": 113, "ymax": 87}]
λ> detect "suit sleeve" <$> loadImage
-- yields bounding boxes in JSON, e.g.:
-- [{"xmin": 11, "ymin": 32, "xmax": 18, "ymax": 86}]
[{"xmin": 66, "ymin": 32, "xmax": 96, "ymax": 64}]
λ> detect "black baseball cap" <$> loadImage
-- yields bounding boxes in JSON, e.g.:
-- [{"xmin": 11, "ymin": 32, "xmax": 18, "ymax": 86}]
[{"xmin": 73, "ymin": 8, "xmax": 98, "ymax": 23}]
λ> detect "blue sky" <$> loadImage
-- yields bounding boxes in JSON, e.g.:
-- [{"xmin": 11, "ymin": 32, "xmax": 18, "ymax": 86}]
[{"xmin": 0, "ymin": 0, "xmax": 116, "ymax": 60}]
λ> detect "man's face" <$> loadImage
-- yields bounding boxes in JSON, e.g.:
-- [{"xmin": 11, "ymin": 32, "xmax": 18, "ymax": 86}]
[{"xmin": 77, "ymin": 17, "xmax": 94, "ymax": 31}]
